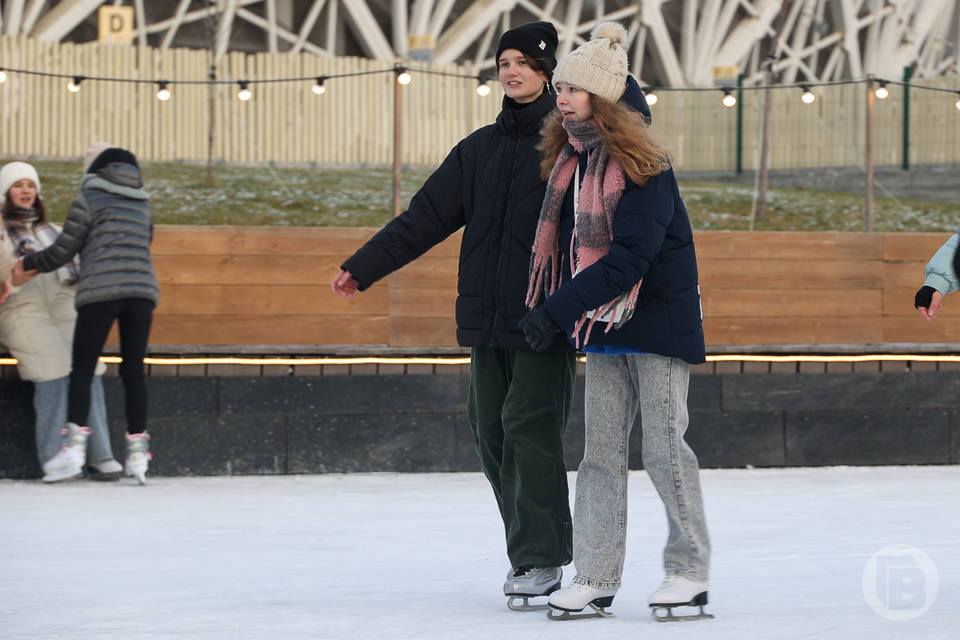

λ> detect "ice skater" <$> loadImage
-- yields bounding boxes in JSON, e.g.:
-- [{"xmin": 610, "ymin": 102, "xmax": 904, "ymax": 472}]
[
  {"xmin": 331, "ymin": 22, "xmax": 578, "ymax": 611},
  {"xmin": 0, "ymin": 160, "xmax": 122, "ymax": 482},
  {"xmin": 915, "ymin": 225, "xmax": 960, "ymax": 321},
  {"xmin": 519, "ymin": 22, "xmax": 713, "ymax": 622},
  {"xmin": 14, "ymin": 143, "xmax": 158, "ymax": 485}
]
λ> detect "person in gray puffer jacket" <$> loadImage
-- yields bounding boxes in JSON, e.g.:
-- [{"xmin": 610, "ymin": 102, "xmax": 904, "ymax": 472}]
[{"xmin": 14, "ymin": 143, "xmax": 158, "ymax": 485}]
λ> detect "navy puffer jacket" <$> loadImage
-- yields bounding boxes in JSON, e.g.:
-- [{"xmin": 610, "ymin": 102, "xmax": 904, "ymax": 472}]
[{"xmin": 542, "ymin": 87, "xmax": 705, "ymax": 364}]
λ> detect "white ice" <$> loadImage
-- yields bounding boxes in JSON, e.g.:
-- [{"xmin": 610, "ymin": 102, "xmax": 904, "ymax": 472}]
[{"xmin": 2, "ymin": 466, "xmax": 957, "ymax": 639}]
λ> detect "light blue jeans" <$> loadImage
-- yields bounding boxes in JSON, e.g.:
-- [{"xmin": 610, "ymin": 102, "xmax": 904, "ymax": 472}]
[
  {"xmin": 572, "ymin": 352, "xmax": 710, "ymax": 589},
  {"xmin": 34, "ymin": 376, "xmax": 112, "ymax": 466}
]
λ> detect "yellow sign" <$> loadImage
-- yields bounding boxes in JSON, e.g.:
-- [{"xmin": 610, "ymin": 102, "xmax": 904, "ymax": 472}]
[
  {"xmin": 98, "ymin": 6, "xmax": 134, "ymax": 45},
  {"xmin": 712, "ymin": 65, "xmax": 740, "ymax": 80},
  {"xmin": 408, "ymin": 34, "xmax": 436, "ymax": 50}
]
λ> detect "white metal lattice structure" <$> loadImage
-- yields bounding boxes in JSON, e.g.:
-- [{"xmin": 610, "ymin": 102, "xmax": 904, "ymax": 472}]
[{"xmin": 1, "ymin": 1, "xmax": 959, "ymax": 85}]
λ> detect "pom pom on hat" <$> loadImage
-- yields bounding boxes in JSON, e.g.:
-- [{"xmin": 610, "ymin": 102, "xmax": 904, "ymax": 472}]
[
  {"xmin": 0, "ymin": 161, "xmax": 41, "ymax": 205},
  {"xmin": 590, "ymin": 21, "xmax": 626, "ymax": 44},
  {"xmin": 553, "ymin": 21, "xmax": 629, "ymax": 103},
  {"xmin": 83, "ymin": 141, "xmax": 114, "ymax": 174}
]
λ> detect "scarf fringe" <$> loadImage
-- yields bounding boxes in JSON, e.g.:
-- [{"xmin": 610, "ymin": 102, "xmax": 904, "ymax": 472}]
[{"xmin": 525, "ymin": 119, "xmax": 637, "ymax": 348}]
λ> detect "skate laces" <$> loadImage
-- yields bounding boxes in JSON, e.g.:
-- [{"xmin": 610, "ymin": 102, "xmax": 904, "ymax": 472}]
[
  {"xmin": 659, "ymin": 575, "xmax": 683, "ymax": 589},
  {"xmin": 62, "ymin": 425, "xmax": 91, "ymax": 448},
  {"xmin": 513, "ymin": 566, "xmax": 534, "ymax": 578}
]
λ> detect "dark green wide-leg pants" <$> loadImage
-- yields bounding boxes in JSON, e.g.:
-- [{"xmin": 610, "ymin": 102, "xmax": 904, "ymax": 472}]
[{"xmin": 468, "ymin": 347, "xmax": 576, "ymax": 568}]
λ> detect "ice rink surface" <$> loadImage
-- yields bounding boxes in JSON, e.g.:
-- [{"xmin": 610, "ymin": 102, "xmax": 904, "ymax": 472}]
[{"xmin": 2, "ymin": 466, "xmax": 957, "ymax": 639}]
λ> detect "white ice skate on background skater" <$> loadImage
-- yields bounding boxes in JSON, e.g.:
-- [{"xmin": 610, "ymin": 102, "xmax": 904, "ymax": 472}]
[
  {"xmin": 648, "ymin": 574, "xmax": 713, "ymax": 622},
  {"xmin": 124, "ymin": 432, "xmax": 152, "ymax": 485},
  {"xmin": 503, "ymin": 566, "xmax": 561, "ymax": 611},
  {"xmin": 546, "ymin": 580, "xmax": 616, "ymax": 620},
  {"xmin": 41, "ymin": 423, "xmax": 90, "ymax": 483}
]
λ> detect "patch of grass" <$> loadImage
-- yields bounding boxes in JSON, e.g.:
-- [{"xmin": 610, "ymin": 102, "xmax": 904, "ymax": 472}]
[
  {"xmin": 682, "ymin": 182, "xmax": 959, "ymax": 233},
  {"xmin": 17, "ymin": 160, "xmax": 958, "ymax": 232}
]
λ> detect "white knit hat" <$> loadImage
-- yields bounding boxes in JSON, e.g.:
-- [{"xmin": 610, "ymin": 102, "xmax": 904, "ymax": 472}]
[
  {"xmin": 552, "ymin": 22, "xmax": 629, "ymax": 102},
  {"xmin": 0, "ymin": 161, "xmax": 41, "ymax": 205},
  {"xmin": 83, "ymin": 141, "xmax": 115, "ymax": 174}
]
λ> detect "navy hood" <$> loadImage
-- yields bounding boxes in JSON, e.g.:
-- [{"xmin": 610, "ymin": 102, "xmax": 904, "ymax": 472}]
[{"xmin": 621, "ymin": 75, "xmax": 652, "ymax": 123}]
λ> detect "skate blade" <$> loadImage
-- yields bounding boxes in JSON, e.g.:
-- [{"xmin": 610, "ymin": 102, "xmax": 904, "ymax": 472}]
[
  {"xmin": 87, "ymin": 469, "xmax": 122, "ymax": 482},
  {"xmin": 651, "ymin": 605, "xmax": 714, "ymax": 623},
  {"xmin": 506, "ymin": 596, "xmax": 550, "ymax": 612},
  {"xmin": 547, "ymin": 603, "xmax": 614, "ymax": 620},
  {"xmin": 42, "ymin": 468, "xmax": 84, "ymax": 483}
]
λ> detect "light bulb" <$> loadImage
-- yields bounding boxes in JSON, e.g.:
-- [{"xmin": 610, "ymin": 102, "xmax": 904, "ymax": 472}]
[
  {"xmin": 67, "ymin": 77, "xmax": 82, "ymax": 93},
  {"xmin": 875, "ymin": 83, "xmax": 889, "ymax": 99},
  {"xmin": 156, "ymin": 82, "xmax": 171, "ymax": 101},
  {"xmin": 800, "ymin": 87, "xmax": 816, "ymax": 104},
  {"xmin": 397, "ymin": 71, "xmax": 412, "ymax": 85},
  {"xmin": 237, "ymin": 81, "xmax": 252, "ymax": 101},
  {"xmin": 476, "ymin": 82, "xmax": 490, "ymax": 97},
  {"xmin": 313, "ymin": 77, "xmax": 326, "ymax": 95},
  {"xmin": 0, "ymin": 69, "xmax": 7, "ymax": 84},
  {"xmin": 721, "ymin": 91, "xmax": 736, "ymax": 107},
  {"xmin": 643, "ymin": 88, "xmax": 658, "ymax": 106}
]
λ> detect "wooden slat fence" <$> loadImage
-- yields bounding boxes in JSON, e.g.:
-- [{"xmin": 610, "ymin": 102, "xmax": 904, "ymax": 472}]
[
  {"xmin": 2, "ymin": 37, "xmax": 958, "ymax": 171},
  {"xmin": 139, "ymin": 226, "xmax": 951, "ymax": 348}
]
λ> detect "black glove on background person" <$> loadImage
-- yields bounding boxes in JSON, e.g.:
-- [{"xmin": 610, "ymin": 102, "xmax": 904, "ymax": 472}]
[
  {"xmin": 518, "ymin": 306, "xmax": 562, "ymax": 352},
  {"xmin": 915, "ymin": 286, "xmax": 936, "ymax": 309},
  {"xmin": 953, "ymin": 244, "xmax": 960, "ymax": 284}
]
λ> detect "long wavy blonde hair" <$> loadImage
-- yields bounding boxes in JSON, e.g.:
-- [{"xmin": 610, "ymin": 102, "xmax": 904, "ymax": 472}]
[{"xmin": 538, "ymin": 95, "xmax": 671, "ymax": 184}]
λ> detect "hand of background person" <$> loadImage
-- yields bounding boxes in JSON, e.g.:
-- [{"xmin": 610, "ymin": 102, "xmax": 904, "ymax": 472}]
[
  {"xmin": 331, "ymin": 269, "xmax": 360, "ymax": 298},
  {"xmin": 0, "ymin": 280, "xmax": 10, "ymax": 304},
  {"xmin": 518, "ymin": 306, "xmax": 562, "ymax": 352},
  {"xmin": 11, "ymin": 258, "xmax": 39, "ymax": 287},
  {"xmin": 915, "ymin": 285, "xmax": 943, "ymax": 321}
]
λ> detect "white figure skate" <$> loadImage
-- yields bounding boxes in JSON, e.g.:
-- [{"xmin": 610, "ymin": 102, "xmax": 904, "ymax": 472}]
[
  {"xmin": 648, "ymin": 575, "xmax": 713, "ymax": 622},
  {"xmin": 547, "ymin": 581, "xmax": 616, "ymax": 620}
]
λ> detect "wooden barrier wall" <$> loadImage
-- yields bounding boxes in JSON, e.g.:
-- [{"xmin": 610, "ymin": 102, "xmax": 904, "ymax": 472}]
[
  {"xmin": 145, "ymin": 226, "xmax": 952, "ymax": 349},
  {"xmin": 2, "ymin": 37, "xmax": 959, "ymax": 171}
]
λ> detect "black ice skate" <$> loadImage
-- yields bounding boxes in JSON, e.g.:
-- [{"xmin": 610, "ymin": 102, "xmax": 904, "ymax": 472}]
[
  {"xmin": 503, "ymin": 566, "xmax": 561, "ymax": 611},
  {"xmin": 648, "ymin": 575, "xmax": 714, "ymax": 622}
]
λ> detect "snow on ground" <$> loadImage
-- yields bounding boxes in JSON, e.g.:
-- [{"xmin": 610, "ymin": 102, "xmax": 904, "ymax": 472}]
[{"xmin": 1, "ymin": 466, "xmax": 958, "ymax": 640}]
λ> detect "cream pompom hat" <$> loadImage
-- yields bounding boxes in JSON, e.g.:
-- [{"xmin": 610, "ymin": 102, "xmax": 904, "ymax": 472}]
[{"xmin": 552, "ymin": 21, "xmax": 629, "ymax": 102}]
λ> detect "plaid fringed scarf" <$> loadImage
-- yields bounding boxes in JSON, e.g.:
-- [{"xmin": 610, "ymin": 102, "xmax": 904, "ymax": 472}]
[
  {"xmin": 525, "ymin": 118, "xmax": 642, "ymax": 348},
  {"xmin": 3, "ymin": 206, "xmax": 80, "ymax": 285}
]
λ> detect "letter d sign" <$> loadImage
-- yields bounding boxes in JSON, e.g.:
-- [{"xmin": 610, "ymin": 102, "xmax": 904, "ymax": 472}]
[{"xmin": 98, "ymin": 6, "xmax": 134, "ymax": 45}]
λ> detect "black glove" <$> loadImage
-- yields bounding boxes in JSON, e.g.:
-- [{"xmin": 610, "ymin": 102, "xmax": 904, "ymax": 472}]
[
  {"xmin": 915, "ymin": 286, "xmax": 936, "ymax": 309},
  {"xmin": 518, "ymin": 306, "xmax": 562, "ymax": 352}
]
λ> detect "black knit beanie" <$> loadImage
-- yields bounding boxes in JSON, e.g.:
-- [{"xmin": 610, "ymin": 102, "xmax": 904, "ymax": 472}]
[
  {"xmin": 87, "ymin": 147, "xmax": 139, "ymax": 175},
  {"xmin": 495, "ymin": 21, "xmax": 558, "ymax": 76}
]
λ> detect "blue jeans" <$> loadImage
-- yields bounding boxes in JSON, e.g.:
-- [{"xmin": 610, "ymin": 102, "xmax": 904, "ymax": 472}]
[
  {"xmin": 35, "ymin": 375, "xmax": 112, "ymax": 465},
  {"xmin": 572, "ymin": 352, "xmax": 710, "ymax": 589}
]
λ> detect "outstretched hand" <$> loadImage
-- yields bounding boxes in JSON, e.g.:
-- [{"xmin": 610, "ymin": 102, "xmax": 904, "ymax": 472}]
[
  {"xmin": 331, "ymin": 269, "xmax": 360, "ymax": 298},
  {"xmin": 916, "ymin": 286, "xmax": 943, "ymax": 322},
  {"xmin": 518, "ymin": 306, "xmax": 562, "ymax": 352}
]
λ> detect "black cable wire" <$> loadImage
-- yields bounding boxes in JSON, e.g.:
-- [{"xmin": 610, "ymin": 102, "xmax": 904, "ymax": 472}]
[{"xmin": 0, "ymin": 63, "xmax": 957, "ymax": 94}]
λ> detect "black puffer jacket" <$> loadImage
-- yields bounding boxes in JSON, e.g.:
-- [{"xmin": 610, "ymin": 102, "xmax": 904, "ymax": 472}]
[{"xmin": 343, "ymin": 90, "xmax": 569, "ymax": 351}]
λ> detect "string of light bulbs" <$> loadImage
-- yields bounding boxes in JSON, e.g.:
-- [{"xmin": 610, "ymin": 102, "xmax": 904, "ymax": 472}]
[
  {"xmin": 0, "ymin": 63, "xmax": 957, "ymax": 109},
  {"xmin": 639, "ymin": 76, "xmax": 960, "ymax": 111},
  {"xmin": 0, "ymin": 63, "xmax": 492, "ymax": 101}
]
